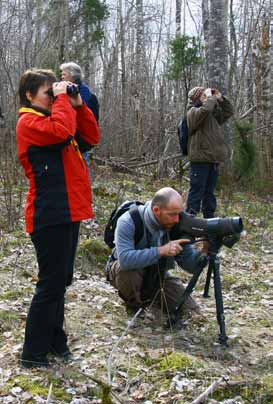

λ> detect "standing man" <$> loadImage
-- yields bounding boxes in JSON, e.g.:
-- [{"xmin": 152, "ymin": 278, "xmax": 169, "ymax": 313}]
[
  {"xmin": 186, "ymin": 87, "xmax": 234, "ymax": 219},
  {"xmin": 60, "ymin": 62, "xmax": 99, "ymax": 182},
  {"xmin": 60, "ymin": 62, "xmax": 99, "ymax": 123}
]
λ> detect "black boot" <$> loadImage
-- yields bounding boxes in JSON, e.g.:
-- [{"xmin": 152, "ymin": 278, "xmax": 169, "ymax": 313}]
[{"xmin": 21, "ymin": 349, "xmax": 50, "ymax": 369}]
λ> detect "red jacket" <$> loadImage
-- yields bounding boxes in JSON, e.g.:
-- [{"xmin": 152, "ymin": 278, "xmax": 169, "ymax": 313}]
[{"xmin": 16, "ymin": 94, "xmax": 100, "ymax": 233}]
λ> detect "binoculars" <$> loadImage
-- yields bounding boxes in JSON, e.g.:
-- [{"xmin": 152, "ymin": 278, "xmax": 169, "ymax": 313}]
[{"xmin": 46, "ymin": 83, "xmax": 79, "ymax": 97}]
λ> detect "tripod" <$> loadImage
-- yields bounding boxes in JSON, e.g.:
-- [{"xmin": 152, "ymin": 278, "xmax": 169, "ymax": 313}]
[{"xmin": 168, "ymin": 235, "xmax": 229, "ymax": 347}]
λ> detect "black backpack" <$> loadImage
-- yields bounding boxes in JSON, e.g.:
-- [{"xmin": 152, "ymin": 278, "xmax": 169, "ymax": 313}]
[
  {"xmin": 104, "ymin": 201, "xmax": 144, "ymax": 249},
  {"xmin": 177, "ymin": 118, "xmax": 189, "ymax": 156}
]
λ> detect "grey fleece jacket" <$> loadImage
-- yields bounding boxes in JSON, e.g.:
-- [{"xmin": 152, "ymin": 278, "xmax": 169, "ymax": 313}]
[
  {"xmin": 113, "ymin": 202, "xmax": 202, "ymax": 274},
  {"xmin": 113, "ymin": 203, "xmax": 161, "ymax": 270}
]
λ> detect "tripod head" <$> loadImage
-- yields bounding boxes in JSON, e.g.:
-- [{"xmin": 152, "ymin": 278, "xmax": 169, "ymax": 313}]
[{"xmin": 170, "ymin": 212, "xmax": 243, "ymax": 251}]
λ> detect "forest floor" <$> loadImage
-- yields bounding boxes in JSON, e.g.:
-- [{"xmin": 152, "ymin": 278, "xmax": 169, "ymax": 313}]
[{"xmin": 0, "ymin": 167, "xmax": 272, "ymax": 404}]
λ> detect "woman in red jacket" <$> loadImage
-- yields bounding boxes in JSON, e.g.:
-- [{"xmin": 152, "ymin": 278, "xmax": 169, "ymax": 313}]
[{"xmin": 16, "ymin": 69, "xmax": 100, "ymax": 368}]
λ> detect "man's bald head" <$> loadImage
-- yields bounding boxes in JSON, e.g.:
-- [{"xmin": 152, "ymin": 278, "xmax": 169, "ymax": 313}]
[
  {"xmin": 151, "ymin": 187, "xmax": 182, "ymax": 209},
  {"xmin": 151, "ymin": 188, "xmax": 183, "ymax": 230}
]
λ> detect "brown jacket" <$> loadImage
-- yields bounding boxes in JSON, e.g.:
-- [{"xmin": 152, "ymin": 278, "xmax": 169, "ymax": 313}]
[{"xmin": 187, "ymin": 96, "xmax": 234, "ymax": 163}]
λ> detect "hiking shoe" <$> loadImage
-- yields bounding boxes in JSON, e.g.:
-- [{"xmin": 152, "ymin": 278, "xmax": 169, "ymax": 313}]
[
  {"xmin": 21, "ymin": 353, "xmax": 50, "ymax": 369},
  {"xmin": 49, "ymin": 346, "xmax": 73, "ymax": 363}
]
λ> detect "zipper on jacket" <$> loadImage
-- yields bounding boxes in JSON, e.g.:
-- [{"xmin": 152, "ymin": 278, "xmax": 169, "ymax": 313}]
[{"xmin": 72, "ymin": 139, "xmax": 85, "ymax": 167}]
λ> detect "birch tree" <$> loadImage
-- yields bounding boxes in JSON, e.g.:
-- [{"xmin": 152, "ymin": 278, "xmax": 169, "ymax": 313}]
[
  {"xmin": 253, "ymin": 3, "xmax": 272, "ymax": 178},
  {"xmin": 135, "ymin": 0, "xmax": 145, "ymax": 154}
]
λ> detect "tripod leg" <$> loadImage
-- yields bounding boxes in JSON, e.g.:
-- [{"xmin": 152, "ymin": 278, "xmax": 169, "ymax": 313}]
[
  {"xmin": 213, "ymin": 256, "xmax": 228, "ymax": 346},
  {"xmin": 167, "ymin": 263, "xmax": 205, "ymax": 327},
  {"xmin": 203, "ymin": 259, "xmax": 213, "ymax": 298}
]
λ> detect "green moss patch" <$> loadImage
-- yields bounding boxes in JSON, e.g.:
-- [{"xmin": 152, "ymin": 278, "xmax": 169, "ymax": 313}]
[
  {"xmin": 0, "ymin": 310, "xmax": 21, "ymax": 331},
  {"xmin": 158, "ymin": 351, "xmax": 200, "ymax": 372},
  {"xmin": 3, "ymin": 375, "xmax": 72, "ymax": 401},
  {"xmin": 211, "ymin": 378, "xmax": 273, "ymax": 403},
  {"xmin": 78, "ymin": 238, "xmax": 110, "ymax": 269},
  {"xmin": 1, "ymin": 289, "xmax": 26, "ymax": 300}
]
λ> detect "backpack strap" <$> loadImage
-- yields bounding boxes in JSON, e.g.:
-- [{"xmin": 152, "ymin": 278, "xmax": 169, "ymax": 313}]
[{"xmin": 129, "ymin": 207, "xmax": 144, "ymax": 246}]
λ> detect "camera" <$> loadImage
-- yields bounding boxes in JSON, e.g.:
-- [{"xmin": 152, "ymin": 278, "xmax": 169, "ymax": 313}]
[
  {"xmin": 211, "ymin": 88, "xmax": 216, "ymax": 95},
  {"xmin": 46, "ymin": 83, "xmax": 79, "ymax": 97}
]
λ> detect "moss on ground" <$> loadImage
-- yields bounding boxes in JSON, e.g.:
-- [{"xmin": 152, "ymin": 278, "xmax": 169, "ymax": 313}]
[
  {"xmin": 211, "ymin": 379, "xmax": 273, "ymax": 403},
  {"xmin": 1, "ymin": 289, "xmax": 27, "ymax": 300},
  {"xmin": 221, "ymin": 273, "xmax": 237, "ymax": 288},
  {"xmin": 2, "ymin": 375, "xmax": 72, "ymax": 401},
  {"xmin": 0, "ymin": 310, "xmax": 21, "ymax": 331},
  {"xmin": 158, "ymin": 351, "xmax": 201, "ymax": 372},
  {"xmin": 78, "ymin": 238, "xmax": 110, "ymax": 268}
]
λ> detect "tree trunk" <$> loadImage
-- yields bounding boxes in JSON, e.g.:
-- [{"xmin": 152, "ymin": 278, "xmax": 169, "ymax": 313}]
[
  {"xmin": 119, "ymin": 0, "xmax": 127, "ymax": 155},
  {"xmin": 228, "ymin": 0, "xmax": 238, "ymax": 96},
  {"xmin": 135, "ymin": 0, "xmax": 145, "ymax": 154},
  {"xmin": 202, "ymin": 0, "xmax": 210, "ymax": 82},
  {"xmin": 176, "ymin": 0, "xmax": 182, "ymax": 36},
  {"xmin": 208, "ymin": 0, "xmax": 231, "ymax": 180},
  {"xmin": 58, "ymin": 0, "xmax": 69, "ymax": 64},
  {"xmin": 254, "ymin": 7, "xmax": 272, "ymax": 178},
  {"xmin": 208, "ymin": 0, "xmax": 228, "ymax": 92},
  {"xmin": 174, "ymin": 0, "xmax": 182, "ymax": 114}
]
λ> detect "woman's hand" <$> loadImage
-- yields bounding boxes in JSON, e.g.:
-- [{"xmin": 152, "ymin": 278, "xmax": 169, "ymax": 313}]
[
  {"xmin": 52, "ymin": 81, "xmax": 68, "ymax": 96},
  {"xmin": 53, "ymin": 81, "xmax": 83, "ymax": 108},
  {"xmin": 69, "ymin": 93, "xmax": 83, "ymax": 108}
]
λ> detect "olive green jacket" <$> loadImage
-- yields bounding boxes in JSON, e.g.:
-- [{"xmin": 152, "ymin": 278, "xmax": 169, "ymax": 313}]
[{"xmin": 187, "ymin": 96, "xmax": 234, "ymax": 163}]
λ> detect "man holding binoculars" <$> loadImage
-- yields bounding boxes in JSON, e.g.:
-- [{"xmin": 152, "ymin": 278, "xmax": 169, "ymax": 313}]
[{"xmin": 186, "ymin": 86, "xmax": 234, "ymax": 221}]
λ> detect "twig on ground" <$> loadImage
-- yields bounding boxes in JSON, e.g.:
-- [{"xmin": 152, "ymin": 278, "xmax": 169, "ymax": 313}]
[
  {"xmin": 46, "ymin": 382, "xmax": 53, "ymax": 403},
  {"xmin": 78, "ymin": 370, "xmax": 113, "ymax": 404},
  {"xmin": 190, "ymin": 376, "xmax": 225, "ymax": 404},
  {"xmin": 111, "ymin": 390, "xmax": 127, "ymax": 404},
  {"xmin": 107, "ymin": 308, "xmax": 143, "ymax": 385}
]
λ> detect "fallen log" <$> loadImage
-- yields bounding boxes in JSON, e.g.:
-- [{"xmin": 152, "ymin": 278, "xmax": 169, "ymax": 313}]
[
  {"xmin": 128, "ymin": 154, "xmax": 188, "ymax": 169},
  {"xmin": 93, "ymin": 154, "xmax": 189, "ymax": 175},
  {"xmin": 92, "ymin": 156, "xmax": 150, "ymax": 176}
]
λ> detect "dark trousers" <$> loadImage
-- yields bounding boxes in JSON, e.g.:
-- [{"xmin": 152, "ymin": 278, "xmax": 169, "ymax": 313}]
[
  {"xmin": 186, "ymin": 162, "xmax": 219, "ymax": 218},
  {"xmin": 23, "ymin": 222, "xmax": 80, "ymax": 356}
]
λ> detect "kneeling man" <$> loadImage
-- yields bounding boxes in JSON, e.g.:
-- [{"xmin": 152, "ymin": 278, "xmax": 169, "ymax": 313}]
[{"xmin": 106, "ymin": 187, "xmax": 206, "ymax": 316}]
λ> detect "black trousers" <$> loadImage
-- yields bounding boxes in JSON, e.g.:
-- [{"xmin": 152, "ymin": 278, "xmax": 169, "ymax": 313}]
[
  {"xmin": 186, "ymin": 162, "xmax": 219, "ymax": 218},
  {"xmin": 23, "ymin": 222, "xmax": 80, "ymax": 356}
]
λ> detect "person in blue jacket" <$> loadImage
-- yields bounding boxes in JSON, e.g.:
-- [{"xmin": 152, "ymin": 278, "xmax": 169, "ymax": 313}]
[
  {"xmin": 60, "ymin": 62, "xmax": 99, "ymax": 122},
  {"xmin": 60, "ymin": 62, "xmax": 99, "ymax": 182}
]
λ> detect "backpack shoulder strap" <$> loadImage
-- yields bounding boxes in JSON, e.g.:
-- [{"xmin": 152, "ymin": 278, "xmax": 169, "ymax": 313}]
[{"xmin": 129, "ymin": 207, "xmax": 144, "ymax": 246}]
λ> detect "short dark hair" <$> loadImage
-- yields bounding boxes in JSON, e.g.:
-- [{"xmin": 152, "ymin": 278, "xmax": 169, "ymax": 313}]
[{"xmin": 18, "ymin": 69, "xmax": 56, "ymax": 107}]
